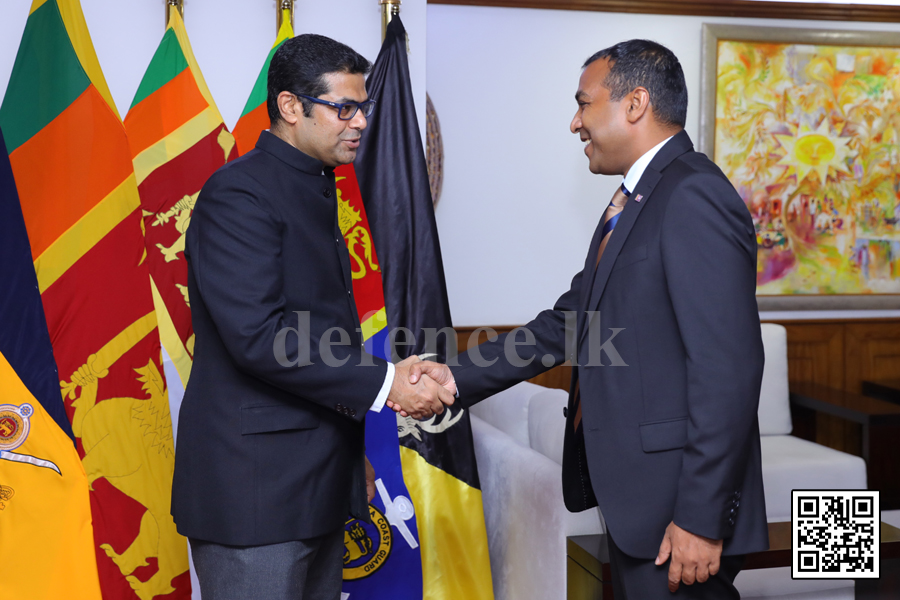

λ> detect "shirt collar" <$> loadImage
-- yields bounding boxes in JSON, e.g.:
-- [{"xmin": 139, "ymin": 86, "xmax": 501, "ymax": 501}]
[
  {"xmin": 621, "ymin": 135, "xmax": 673, "ymax": 195},
  {"xmin": 256, "ymin": 129, "xmax": 329, "ymax": 176}
]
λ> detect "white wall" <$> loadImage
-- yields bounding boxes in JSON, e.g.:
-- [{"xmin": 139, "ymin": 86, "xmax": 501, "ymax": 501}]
[
  {"xmin": 1, "ymin": 1, "xmax": 897, "ymax": 326},
  {"xmin": 427, "ymin": 5, "xmax": 900, "ymax": 325},
  {"xmin": 0, "ymin": 0, "xmax": 427, "ymax": 147}
]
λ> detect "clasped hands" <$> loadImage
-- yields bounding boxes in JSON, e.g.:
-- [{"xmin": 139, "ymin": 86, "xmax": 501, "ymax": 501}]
[{"xmin": 385, "ymin": 356, "xmax": 456, "ymax": 420}]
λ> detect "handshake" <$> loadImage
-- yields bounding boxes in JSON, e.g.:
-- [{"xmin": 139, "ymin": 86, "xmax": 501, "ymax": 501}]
[{"xmin": 385, "ymin": 356, "xmax": 456, "ymax": 420}]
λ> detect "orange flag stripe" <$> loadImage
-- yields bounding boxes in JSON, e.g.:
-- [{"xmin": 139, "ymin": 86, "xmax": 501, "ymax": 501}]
[
  {"xmin": 11, "ymin": 85, "xmax": 132, "ymax": 260},
  {"xmin": 232, "ymin": 103, "xmax": 269, "ymax": 156},
  {"xmin": 124, "ymin": 67, "xmax": 208, "ymax": 159}
]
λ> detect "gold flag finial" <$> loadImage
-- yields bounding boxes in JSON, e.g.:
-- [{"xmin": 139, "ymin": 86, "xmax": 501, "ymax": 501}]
[
  {"xmin": 380, "ymin": 0, "xmax": 401, "ymax": 41},
  {"xmin": 277, "ymin": 0, "xmax": 295, "ymax": 35},
  {"xmin": 164, "ymin": 0, "xmax": 184, "ymax": 28}
]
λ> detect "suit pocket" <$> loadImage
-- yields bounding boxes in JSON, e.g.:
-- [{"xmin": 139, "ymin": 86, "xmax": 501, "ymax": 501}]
[
  {"xmin": 241, "ymin": 405, "xmax": 320, "ymax": 435},
  {"xmin": 639, "ymin": 416, "xmax": 687, "ymax": 452},
  {"xmin": 613, "ymin": 244, "xmax": 648, "ymax": 271}
]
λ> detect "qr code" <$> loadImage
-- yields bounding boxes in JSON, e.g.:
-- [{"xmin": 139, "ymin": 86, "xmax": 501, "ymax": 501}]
[{"xmin": 792, "ymin": 490, "xmax": 879, "ymax": 579}]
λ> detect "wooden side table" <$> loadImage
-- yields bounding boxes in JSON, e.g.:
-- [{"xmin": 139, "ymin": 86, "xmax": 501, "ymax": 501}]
[
  {"xmin": 568, "ymin": 521, "xmax": 900, "ymax": 599},
  {"xmin": 790, "ymin": 383, "xmax": 900, "ymax": 509},
  {"xmin": 862, "ymin": 379, "xmax": 900, "ymax": 406}
]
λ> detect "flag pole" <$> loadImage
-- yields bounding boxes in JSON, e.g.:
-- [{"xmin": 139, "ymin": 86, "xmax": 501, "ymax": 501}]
[
  {"xmin": 277, "ymin": 0, "xmax": 295, "ymax": 36},
  {"xmin": 380, "ymin": 0, "xmax": 401, "ymax": 41},
  {"xmin": 164, "ymin": 0, "xmax": 184, "ymax": 27}
]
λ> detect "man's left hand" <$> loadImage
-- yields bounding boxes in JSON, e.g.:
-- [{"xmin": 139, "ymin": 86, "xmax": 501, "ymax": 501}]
[
  {"xmin": 365, "ymin": 456, "xmax": 376, "ymax": 504},
  {"xmin": 655, "ymin": 521, "xmax": 723, "ymax": 592}
]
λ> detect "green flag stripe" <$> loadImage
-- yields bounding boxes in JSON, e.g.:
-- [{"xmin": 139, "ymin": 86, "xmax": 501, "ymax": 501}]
[
  {"xmin": 0, "ymin": 0, "xmax": 91, "ymax": 154},
  {"xmin": 239, "ymin": 40, "xmax": 287, "ymax": 118},
  {"xmin": 130, "ymin": 28, "xmax": 189, "ymax": 109}
]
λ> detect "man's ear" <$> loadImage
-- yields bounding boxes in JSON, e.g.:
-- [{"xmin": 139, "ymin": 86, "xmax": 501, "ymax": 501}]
[
  {"xmin": 277, "ymin": 91, "xmax": 301, "ymax": 125},
  {"xmin": 625, "ymin": 87, "xmax": 651, "ymax": 124}
]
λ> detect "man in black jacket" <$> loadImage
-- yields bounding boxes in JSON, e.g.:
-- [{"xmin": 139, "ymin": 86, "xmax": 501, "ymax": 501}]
[
  {"xmin": 408, "ymin": 40, "xmax": 767, "ymax": 599},
  {"xmin": 171, "ymin": 34, "xmax": 453, "ymax": 600}
]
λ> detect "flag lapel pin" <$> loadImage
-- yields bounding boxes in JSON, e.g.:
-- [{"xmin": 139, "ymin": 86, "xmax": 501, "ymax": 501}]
[{"xmin": 635, "ymin": 194, "xmax": 643, "ymax": 203}]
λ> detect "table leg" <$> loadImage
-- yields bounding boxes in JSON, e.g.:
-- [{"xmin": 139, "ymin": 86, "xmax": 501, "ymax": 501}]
[{"xmin": 862, "ymin": 424, "xmax": 900, "ymax": 510}]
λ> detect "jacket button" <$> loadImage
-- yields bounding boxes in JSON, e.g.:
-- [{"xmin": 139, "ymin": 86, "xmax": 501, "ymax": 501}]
[
  {"xmin": 324, "ymin": 188, "xmax": 332, "ymax": 198},
  {"xmin": 350, "ymin": 409, "xmax": 357, "ymax": 417},
  {"xmin": 563, "ymin": 407, "xmax": 568, "ymax": 418}
]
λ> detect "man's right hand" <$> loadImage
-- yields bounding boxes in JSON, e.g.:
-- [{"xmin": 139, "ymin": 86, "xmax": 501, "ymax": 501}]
[{"xmin": 387, "ymin": 356, "xmax": 455, "ymax": 420}]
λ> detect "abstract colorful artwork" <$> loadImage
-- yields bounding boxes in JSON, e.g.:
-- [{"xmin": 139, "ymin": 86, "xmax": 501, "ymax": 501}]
[{"xmin": 709, "ymin": 30, "xmax": 900, "ymax": 299}]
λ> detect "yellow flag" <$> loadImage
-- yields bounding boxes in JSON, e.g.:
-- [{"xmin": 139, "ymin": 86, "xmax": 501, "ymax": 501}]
[{"xmin": 0, "ymin": 350, "xmax": 102, "ymax": 599}]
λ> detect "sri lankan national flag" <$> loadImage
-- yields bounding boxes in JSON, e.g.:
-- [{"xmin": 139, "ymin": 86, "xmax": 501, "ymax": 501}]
[
  {"xmin": 232, "ymin": 8, "xmax": 293, "ymax": 156},
  {"xmin": 355, "ymin": 17, "xmax": 494, "ymax": 599},
  {"xmin": 125, "ymin": 5, "xmax": 237, "ymax": 387},
  {"xmin": 0, "ymin": 1, "xmax": 190, "ymax": 598},
  {"xmin": 0, "ymin": 124, "xmax": 102, "ymax": 600}
]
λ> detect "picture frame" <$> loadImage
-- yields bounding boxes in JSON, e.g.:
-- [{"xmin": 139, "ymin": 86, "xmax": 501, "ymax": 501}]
[
  {"xmin": 700, "ymin": 24, "xmax": 900, "ymax": 310},
  {"xmin": 429, "ymin": 0, "xmax": 900, "ymax": 24}
]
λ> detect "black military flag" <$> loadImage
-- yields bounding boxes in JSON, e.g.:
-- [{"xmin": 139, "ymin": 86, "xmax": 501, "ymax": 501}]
[{"xmin": 354, "ymin": 16, "xmax": 494, "ymax": 599}]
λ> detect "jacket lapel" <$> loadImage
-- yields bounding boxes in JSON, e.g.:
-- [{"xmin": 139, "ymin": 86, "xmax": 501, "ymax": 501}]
[
  {"xmin": 575, "ymin": 216, "xmax": 608, "ymax": 347},
  {"xmin": 578, "ymin": 131, "xmax": 694, "ymax": 346}
]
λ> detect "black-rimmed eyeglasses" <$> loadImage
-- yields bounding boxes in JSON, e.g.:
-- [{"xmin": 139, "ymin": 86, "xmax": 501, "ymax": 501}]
[{"xmin": 295, "ymin": 94, "xmax": 376, "ymax": 121}]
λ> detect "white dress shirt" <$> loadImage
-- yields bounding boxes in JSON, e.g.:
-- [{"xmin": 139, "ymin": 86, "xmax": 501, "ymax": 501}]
[{"xmin": 622, "ymin": 135, "xmax": 674, "ymax": 194}]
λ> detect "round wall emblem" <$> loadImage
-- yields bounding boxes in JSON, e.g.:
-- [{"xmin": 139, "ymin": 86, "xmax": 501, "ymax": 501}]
[
  {"xmin": 342, "ymin": 504, "xmax": 393, "ymax": 580},
  {"xmin": 0, "ymin": 404, "xmax": 31, "ymax": 452}
]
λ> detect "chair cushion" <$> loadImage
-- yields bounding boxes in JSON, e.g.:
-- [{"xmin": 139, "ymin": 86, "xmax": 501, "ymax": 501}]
[
  {"xmin": 759, "ymin": 323, "xmax": 793, "ymax": 436},
  {"xmin": 760, "ymin": 435, "xmax": 866, "ymax": 522},
  {"xmin": 527, "ymin": 388, "xmax": 569, "ymax": 466},
  {"xmin": 470, "ymin": 381, "xmax": 544, "ymax": 447}
]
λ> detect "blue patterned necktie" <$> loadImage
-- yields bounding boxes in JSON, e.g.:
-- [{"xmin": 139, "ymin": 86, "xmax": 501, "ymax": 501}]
[
  {"xmin": 594, "ymin": 183, "xmax": 630, "ymax": 269},
  {"xmin": 574, "ymin": 183, "xmax": 630, "ymax": 433}
]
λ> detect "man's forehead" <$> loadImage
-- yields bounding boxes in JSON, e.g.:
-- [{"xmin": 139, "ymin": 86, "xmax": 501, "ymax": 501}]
[
  {"xmin": 322, "ymin": 71, "xmax": 367, "ymax": 100},
  {"xmin": 576, "ymin": 60, "xmax": 609, "ymax": 99}
]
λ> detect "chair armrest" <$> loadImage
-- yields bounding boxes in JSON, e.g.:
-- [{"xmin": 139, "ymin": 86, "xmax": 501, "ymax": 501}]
[
  {"xmin": 789, "ymin": 382, "xmax": 900, "ymax": 426},
  {"xmin": 471, "ymin": 415, "xmax": 602, "ymax": 600}
]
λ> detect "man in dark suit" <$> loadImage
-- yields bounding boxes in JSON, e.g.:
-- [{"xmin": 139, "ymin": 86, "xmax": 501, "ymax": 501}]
[
  {"xmin": 171, "ymin": 35, "xmax": 453, "ymax": 600},
  {"xmin": 407, "ymin": 40, "xmax": 767, "ymax": 598}
]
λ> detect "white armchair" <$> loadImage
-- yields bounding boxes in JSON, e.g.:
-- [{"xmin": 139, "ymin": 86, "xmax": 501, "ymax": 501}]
[
  {"xmin": 470, "ymin": 383, "xmax": 602, "ymax": 600},
  {"xmin": 470, "ymin": 323, "xmax": 867, "ymax": 600}
]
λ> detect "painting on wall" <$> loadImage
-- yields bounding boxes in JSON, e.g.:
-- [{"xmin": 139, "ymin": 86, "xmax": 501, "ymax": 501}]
[{"xmin": 700, "ymin": 24, "xmax": 900, "ymax": 309}]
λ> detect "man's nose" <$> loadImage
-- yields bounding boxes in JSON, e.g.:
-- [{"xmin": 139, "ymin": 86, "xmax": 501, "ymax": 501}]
[
  {"xmin": 570, "ymin": 113, "xmax": 581, "ymax": 134},
  {"xmin": 350, "ymin": 110, "xmax": 367, "ymax": 130}
]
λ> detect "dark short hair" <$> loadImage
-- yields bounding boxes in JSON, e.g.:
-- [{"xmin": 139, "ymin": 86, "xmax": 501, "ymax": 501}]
[
  {"xmin": 267, "ymin": 34, "xmax": 371, "ymax": 124},
  {"xmin": 583, "ymin": 40, "xmax": 687, "ymax": 128}
]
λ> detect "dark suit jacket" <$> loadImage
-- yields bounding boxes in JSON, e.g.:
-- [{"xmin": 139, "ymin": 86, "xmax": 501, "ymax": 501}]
[
  {"xmin": 171, "ymin": 132, "xmax": 389, "ymax": 546},
  {"xmin": 452, "ymin": 131, "xmax": 768, "ymax": 559}
]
